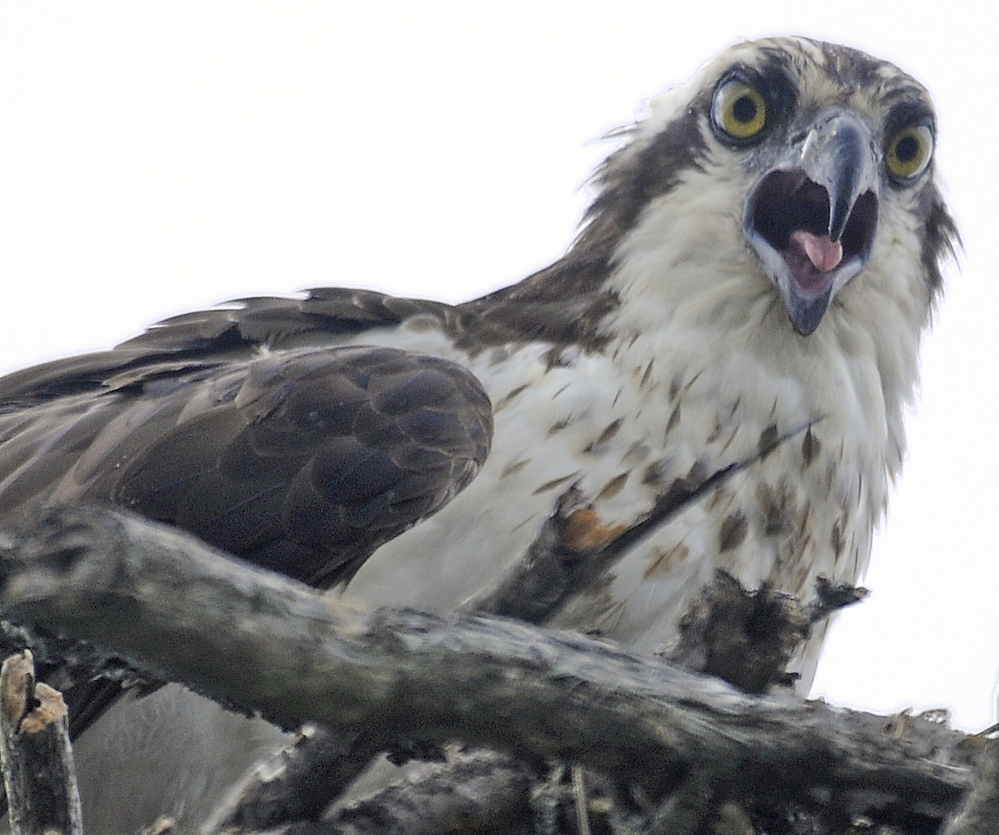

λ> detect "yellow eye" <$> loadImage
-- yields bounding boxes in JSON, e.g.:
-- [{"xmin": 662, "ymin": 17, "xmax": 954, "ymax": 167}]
[
  {"xmin": 885, "ymin": 123, "xmax": 933, "ymax": 180},
  {"xmin": 712, "ymin": 78, "xmax": 768, "ymax": 141}
]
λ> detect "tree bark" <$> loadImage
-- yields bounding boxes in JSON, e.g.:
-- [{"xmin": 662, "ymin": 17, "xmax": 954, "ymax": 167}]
[
  {"xmin": 0, "ymin": 650, "xmax": 82, "ymax": 835},
  {"xmin": 0, "ymin": 505, "xmax": 981, "ymax": 833}
]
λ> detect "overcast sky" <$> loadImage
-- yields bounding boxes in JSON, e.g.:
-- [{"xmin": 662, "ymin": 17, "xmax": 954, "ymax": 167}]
[{"xmin": 1, "ymin": 2, "xmax": 997, "ymax": 729}]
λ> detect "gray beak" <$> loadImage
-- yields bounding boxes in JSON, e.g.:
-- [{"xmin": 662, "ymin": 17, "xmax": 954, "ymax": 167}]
[{"xmin": 745, "ymin": 108, "xmax": 880, "ymax": 335}]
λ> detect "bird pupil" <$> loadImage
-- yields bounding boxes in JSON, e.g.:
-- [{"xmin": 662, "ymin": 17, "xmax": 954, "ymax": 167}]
[
  {"xmin": 896, "ymin": 134, "xmax": 918, "ymax": 162},
  {"xmin": 733, "ymin": 96, "xmax": 757, "ymax": 123}
]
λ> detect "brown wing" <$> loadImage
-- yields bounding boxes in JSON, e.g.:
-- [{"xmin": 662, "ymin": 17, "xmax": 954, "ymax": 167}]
[
  {"xmin": 0, "ymin": 298, "xmax": 493, "ymax": 741},
  {"xmin": 0, "ymin": 344, "xmax": 492, "ymax": 587}
]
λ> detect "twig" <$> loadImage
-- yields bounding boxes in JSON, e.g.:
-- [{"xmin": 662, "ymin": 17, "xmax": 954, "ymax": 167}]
[{"xmin": 805, "ymin": 576, "xmax": 869, "ymax": 624}]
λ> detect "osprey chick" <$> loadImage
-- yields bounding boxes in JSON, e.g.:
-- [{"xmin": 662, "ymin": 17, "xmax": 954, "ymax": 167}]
[
  {"xmin": 342, "ymin": 35, "xmax": 955, "ymax": 682},
  {"xmin": 0, "ymin": 36, "xmax": 955, "ymax": 832}
]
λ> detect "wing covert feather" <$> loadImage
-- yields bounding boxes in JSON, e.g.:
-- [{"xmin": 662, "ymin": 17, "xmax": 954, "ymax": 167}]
[{"xmin": 0, "ymin": 345, "xmax": 493, "ymax": 587}]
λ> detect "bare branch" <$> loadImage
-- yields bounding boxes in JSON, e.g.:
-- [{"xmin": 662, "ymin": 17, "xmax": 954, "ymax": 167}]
[
  {"xmin": 0, "ymin": 650, "xmax": 82, "ymax": 835},
  {"xmin": 322, "ymin": 749, "xmax": 533, "ymax": 835},
  {"xmin": 0, "ymin": 504, "xmax": 977, "ymax": 834},
  {"xmin": 202, "ymin": 725, "xmax": 386, "ymax": 833},
  {"xmin": 206, "ymin": 749, "xmax": 532, "ymax": 835},
  {"xmin": 805, "ymin": 575, "xmax": 870, "ymax": 624}
]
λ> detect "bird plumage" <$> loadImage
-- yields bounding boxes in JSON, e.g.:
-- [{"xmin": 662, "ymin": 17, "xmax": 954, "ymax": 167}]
[
  {"xmin": 0, "ymin": 36, "xmax": 956, "ymax": 833},
  {"xmin": 341, "ymin": 36, "xmax": 955, "ymax": 678},
  {"xmin": 0, "ymin": 343, "xmax": 493, "ymax": 588}
]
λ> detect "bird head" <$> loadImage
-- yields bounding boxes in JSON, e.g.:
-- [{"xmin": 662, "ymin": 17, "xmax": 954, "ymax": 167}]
[{"xmin": 582, "ymin": 37, "xmax": 956, "ymax": 341}]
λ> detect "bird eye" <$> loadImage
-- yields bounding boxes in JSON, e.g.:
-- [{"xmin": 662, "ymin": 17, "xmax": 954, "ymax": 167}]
[
  {"xmin": 711, "ymin": 78, "xmax": 768, "ymax": 142},
  {"xmin": 885, "ymin": 123, "xmax": 933, "ymax": 181}
]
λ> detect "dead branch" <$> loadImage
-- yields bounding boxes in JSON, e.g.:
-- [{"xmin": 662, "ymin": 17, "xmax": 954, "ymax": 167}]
[
  {"xmin": 0, "ymin": 650, "xmax": 82, "ymax": 835},
  {"xmin": 216, "ymin": 525, "xmax": 860, "ymax": 832},
  {"xmin": 214, "ymin": 489, "xmax": 833, "ymax": 832},
  {"xmin": 467, "ymin": 466, "xmax": 739, "ymax": 623},
  {"xmin": 0, "ymin": 504, "xmax": 981, "ymax": 834},
  {"xmin": 205, "ymin": 749, "xmax": 533, "ymax": 835},
  {"xmin": 202, "ymin": 724, "xmax": 387, "ymax": 833},
  {"xmin": 316, "ymin": 749, "xmax": 533, "ymax": 835}
]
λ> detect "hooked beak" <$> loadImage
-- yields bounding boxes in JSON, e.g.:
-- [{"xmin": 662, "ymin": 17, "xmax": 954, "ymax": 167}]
[{"xmin": 745, "ymin": 109, "xmax": 879, "ymax": 335}]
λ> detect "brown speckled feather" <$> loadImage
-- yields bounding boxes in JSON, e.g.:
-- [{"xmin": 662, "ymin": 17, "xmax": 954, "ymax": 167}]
[{"xmin": 0, "ymin": 343, "xmax": 492, "ymax": 588}]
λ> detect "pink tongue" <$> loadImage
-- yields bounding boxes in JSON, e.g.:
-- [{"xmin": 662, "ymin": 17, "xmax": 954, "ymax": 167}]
[{"xmin": 789, "ymin": 230, "xmax": 843, "ymax": 273}]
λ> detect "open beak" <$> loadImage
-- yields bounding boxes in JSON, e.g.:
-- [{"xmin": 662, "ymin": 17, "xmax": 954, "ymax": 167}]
[{"xmin": 745, "ymin": 108, "xmax": 879, "ymax": 335}]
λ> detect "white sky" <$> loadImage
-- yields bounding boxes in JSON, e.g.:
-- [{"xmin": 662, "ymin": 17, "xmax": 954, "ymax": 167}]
[{"xmin": 1, "ymin": 3, "xmax": 997, "ymax": 730}]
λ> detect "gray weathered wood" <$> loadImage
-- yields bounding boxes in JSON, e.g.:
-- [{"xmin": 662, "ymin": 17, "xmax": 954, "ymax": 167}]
[
  {"xmin": 0, "ymin": 506, "xmax": 981, "ymax": 831},
  {"xmin": 318, "ymin": 749, "xmax": 533, "ymax": 835},
  {"xmin": 201, "ymin": 724, "xmax": 384, "ymax": 832},
  {"xmin": 0, "ymin": 651, "xmax": 82, "ymax": 835}
]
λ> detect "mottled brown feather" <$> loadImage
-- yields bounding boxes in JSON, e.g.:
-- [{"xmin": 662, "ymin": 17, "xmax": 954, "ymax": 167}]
[{"xmin": 0, "ymin": 345, "xmax": 493, "ymax": 588}]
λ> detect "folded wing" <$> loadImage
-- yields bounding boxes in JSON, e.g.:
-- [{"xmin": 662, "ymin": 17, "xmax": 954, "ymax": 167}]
[{"xmin": 0, "ymin": 344, "xmax": 493, "ymax": 588}]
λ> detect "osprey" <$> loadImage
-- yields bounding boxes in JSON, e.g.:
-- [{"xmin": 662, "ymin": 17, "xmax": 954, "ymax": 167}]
[{"xmin": 0, "ymin": 36, "xmax": 955, "ymax": 832}]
